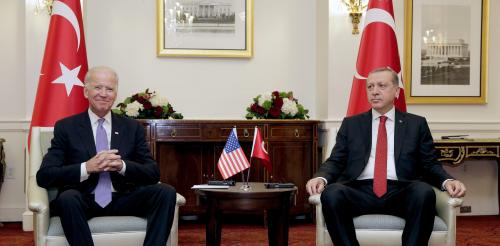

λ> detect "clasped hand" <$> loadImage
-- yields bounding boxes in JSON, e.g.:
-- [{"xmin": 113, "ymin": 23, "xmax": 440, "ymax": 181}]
[{"xmin": 86, "ymin": 149, "xmax": 123, "ymax": 173}]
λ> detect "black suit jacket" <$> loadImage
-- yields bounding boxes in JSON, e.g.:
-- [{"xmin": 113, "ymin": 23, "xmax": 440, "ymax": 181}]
[
  {"xmin": 314, "ymin": 110, "xmax": 453, "ymax": 188},
  {"xmin": 36, "ymin": 111, "xmax": 160, "ymax": 194}
]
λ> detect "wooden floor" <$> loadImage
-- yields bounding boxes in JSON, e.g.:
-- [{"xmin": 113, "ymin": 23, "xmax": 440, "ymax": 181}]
[{"xmin": 0, "ymin": 215, "xmax": 499, "ymax": 245}]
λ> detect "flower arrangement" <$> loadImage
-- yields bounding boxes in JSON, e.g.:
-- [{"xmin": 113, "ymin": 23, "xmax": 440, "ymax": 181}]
[
  {"xmin": 112, "ymin": 89, "xmax": 183, "ymax": 119},
  {"xmin": 245, "ymin": 91, "xmax": 309, "ymax": 119}
]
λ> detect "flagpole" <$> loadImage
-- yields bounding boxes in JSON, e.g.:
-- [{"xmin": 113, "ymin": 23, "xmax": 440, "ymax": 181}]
[
  {"xmin": 245, "ymin": 126, "xmax": 257, "ymax": 185},
  {"xmin": 246, "ymin": 159, "xmax": 251, "ymax": 184}
]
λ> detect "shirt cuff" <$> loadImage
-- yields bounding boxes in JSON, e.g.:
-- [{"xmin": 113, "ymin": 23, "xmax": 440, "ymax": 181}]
[
  {"xmin": 441, "ymin": 179, "xmax": 455, "ymax": 190},
  {"xmin": 119, "ymin": 161, "xmax": 126, "ymax": 175},
  {"xmin": 81, "ymin": 162, "xmax": 89, "ymax": 182},
  {"xmin": 317, "ymin": 177, "xmax": 328, "ymax": 186}
]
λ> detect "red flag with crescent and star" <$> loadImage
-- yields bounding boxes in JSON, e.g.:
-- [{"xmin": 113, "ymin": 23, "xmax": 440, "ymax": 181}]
[
  {"xmin": 251, "ymin": 126, "xmax": 271, "ymax": 172},
  {"xmin": 346, "ymin": 0, "xmax": 406, "ymax": 116},
  {"xmin": 29, "ymin": 0, "xmax": 88, "ymax": 149}
]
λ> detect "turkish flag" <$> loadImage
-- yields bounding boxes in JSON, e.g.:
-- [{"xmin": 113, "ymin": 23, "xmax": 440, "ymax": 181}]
[
  {"xmin": 346, "ymin": 0, "xmax": 406, "ymax": 116},
  {"xmin": 29, "ymin": 0, "xmax": 88, "ymax": 149},
  {"xmin": 251, "ymin": 127, "xmax": 271, "ymax": 172}
]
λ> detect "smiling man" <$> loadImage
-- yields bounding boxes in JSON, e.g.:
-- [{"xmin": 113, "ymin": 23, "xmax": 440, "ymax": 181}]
[
  {"xmin": 306, "ymin": 67, "xmax": 466, "ymax": 246},
  {"xmin": 37, "ymin": 66, "xmax": 177, "ymax": 246}
]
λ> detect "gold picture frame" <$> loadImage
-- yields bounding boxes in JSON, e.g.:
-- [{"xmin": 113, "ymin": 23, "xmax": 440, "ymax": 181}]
[
  {"xmin": 404, "ymin": 0, "xmax": 489, "ymax": 104},
  {"xmin": 157, "ymin": 0, "xmax": 253, "ymax": 58}
]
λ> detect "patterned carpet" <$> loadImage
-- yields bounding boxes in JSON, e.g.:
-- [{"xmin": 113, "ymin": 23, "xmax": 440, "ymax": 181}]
[
  {"xmin": 178, "ymin": 223, "xmax": 315, "ymax": 246},
  {"xmin": 0, "ymin": 216, "xmax": 499, "ymax": 245}
]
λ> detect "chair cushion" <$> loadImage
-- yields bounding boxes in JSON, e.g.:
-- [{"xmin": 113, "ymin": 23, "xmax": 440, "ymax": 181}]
[
  {"xmin": 47, "ymin": 216, "xmax": 147, "ymax": 236},
  {"xmin": 353, "ymin": 215, "xmax": 447, "ymax": 231}
]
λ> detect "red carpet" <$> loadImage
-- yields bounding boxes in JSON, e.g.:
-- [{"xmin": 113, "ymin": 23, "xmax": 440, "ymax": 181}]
[
  {"xmin": 178, "ymin": 223, "xmax": 315, "ymax": 246},
  {"xmin": 0, "ymin": 216, "xmax": 499, "ymax": 245}
]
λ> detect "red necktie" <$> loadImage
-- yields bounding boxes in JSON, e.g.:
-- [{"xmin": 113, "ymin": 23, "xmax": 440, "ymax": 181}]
[{"xmin": 374, "ymin": 116, "xmax": 387, "ymax": 197}]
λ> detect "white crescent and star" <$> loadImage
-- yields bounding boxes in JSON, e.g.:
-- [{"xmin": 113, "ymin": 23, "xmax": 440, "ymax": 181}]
[
  {"xmin": 49, "ymin": 0, "xmax": 85, "ymax": 96},
  {"xmin": 52, "ymin": 0, "xmax": 81, "ymax": 51},
  {"xmin": 354, "ymin": 6, "xmax": 404, "ymax": 88},
  {"xmin": 51, "ymin": 63, "xmax": 84, "ymax": 96},
  {"xmin": 261, "ymin": 141, "xmax": 268, "ymax": 155}
]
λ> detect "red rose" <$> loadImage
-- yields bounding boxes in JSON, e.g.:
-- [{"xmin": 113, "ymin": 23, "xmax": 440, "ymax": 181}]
[
  {"xmin": 274, "ymin": 97, "xmax": 284, "ymax": 108},
  {"xmin": 154, "ymin": 106, "xmax": 163, "ymax": 118},
  {"xmin": 136, "ymin": 97, "xmax": 147, "ymax": 104},
  {"xmin": 269, "ymin": 107, "xmax": 281, "ymax": 118},
  {"xmin": 272, "ymin": 91, "xmax": 280, "ymax": 98},
  {"xmin": 251, "ymin": 104, "xmax": 266, "ymax": 115},
  {"xmin": 143, "ymin": 101, "xmax": 152, "ymax": 110}
]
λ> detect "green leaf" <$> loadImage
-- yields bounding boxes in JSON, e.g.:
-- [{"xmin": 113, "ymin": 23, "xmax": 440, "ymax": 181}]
[
  {"xmin": 123, "ymin": 97, "xmax": 133, "ymax": 104},
  {"xmin": 112, "ymin": 109, "xmax": 124, "ymax": 115},
  {"xmin": 262, "ymin": 101, "xmax": 272, "ymax": 110}
]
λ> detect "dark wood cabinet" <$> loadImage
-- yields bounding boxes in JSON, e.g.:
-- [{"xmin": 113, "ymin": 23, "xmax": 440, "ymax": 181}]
[{"xmin": 139, "ymin": 120, "xmax": 320, "ymax": 215}]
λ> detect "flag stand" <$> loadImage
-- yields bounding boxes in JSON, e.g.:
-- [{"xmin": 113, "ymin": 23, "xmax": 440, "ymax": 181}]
[{"xmin": 240, "ymin": 167, "xmax": 251, "ymax": 191}]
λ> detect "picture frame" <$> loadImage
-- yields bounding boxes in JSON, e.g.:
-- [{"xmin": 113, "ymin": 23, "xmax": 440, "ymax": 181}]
[
  {"xmin": 157, "ymin": 0, "xmax": 253, "ymax": 58},
  {"xmin": 403, "ymin": 0, "xmax": 489, "ymax": 104}
]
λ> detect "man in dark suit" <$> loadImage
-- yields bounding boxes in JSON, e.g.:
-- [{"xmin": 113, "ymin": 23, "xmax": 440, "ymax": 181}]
[
  {"xmin": 37, "ymin": 66, "xmax": 176, "ymax": 246},
  {"xmin": 306, "ymin": 67, "xmax": 466, "ymax": 246}
]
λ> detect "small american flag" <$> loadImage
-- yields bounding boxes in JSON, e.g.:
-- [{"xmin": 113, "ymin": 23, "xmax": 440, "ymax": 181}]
[{"xmin": 217, "ymin": 128, "xmax": 250, "ymax": 179}]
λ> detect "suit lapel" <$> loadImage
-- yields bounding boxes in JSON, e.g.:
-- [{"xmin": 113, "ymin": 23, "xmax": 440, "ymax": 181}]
[
  {"xmin": 78, "ymin": 112, "xmax": 97, "ymax": 158},
  {"xmin": 361, "ymin": 111, "xmax": 372, "ymax": 163},
  {"xmin": 394, "ymin": 110, "xmax": 406, "ymax": 165},
  {"xmin": 110, "ymin": 113, "xmax": 123, "ymax": 151}
]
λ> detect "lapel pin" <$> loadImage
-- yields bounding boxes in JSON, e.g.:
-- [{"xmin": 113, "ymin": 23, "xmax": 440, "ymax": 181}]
[
  {"xmin": 399, "ymin": 120, "xmax": 403, "ymax": 123},
  {"xmin": 114, "ymin": 131, "xmax": 119, "ymax": 135}
]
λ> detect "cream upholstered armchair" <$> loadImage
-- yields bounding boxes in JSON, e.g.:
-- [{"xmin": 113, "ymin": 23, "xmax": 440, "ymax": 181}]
[
  {"xmin": 309, "ymin": 187, "xmax": 463, "ymax": 246},
  {"xmin": 27, "ymin": 127, "xmax": 186, "ymax": 246}
]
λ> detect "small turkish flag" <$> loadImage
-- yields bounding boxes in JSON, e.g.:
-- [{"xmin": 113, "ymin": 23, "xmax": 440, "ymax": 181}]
[
  {"xmin": 29, "ymin": 0, "xmax": 89, "ymax": 149},
  {"xmin": 346, "ymin": 0, "xmax": 406, "ymax": 116},
  {"xmin": 251, "ymin": 127, "xmax": 271, "ymax": 172}
]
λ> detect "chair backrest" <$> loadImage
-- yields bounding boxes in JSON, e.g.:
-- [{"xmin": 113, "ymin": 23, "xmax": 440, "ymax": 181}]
[{"xmin": 30, "ymin": 127, "xmax": 57, "ymax": 201}]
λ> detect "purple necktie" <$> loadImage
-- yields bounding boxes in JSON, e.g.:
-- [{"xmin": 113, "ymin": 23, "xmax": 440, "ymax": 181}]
[{"xmin": 94, "ymin": 118, "xmax": 112, "ymax": 207}]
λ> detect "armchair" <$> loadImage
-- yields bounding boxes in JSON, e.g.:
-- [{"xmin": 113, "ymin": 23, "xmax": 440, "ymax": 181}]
[
  {"xmin": 309, "ymin": 187, "xmax": 463, "ymax": 246},
  {"xmin": 27, "ymin": 127, "xmax": 186, "ymax": 246}
]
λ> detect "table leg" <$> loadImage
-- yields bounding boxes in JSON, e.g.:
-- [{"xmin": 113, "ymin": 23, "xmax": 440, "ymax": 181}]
[
  {"xmin": 267, "ymin": 199, "xmax": 290, "ymax": 246},
  {"xmin": 206, "ymin": 199, "xmax": 222, "ymax": 246}
]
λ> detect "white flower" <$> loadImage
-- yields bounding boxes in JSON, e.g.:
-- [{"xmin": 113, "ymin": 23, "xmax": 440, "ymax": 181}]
[
  {"xmin": 150, "ymin": 95, "xmax": 169, "ymax": 107},
  {"xmin": 125, "ymin": 101, "xmax": 143, "ymax": 117},
  {"xmin": 257, "ymin": 93, "xmax": 272, "ymax": 106},
  {"xmin": 281, "ymin": 98, "xmax": 298, "ymax": 116}
]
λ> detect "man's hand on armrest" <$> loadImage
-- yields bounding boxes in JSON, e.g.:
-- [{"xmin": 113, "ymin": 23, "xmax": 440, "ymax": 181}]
[
  {"xmin": 444, "ymin": 179, "xmax": 466, "ymax": 198},
  {"xmin": 306, "ymin": 177, "xmax": 326, "ymax": 196}
]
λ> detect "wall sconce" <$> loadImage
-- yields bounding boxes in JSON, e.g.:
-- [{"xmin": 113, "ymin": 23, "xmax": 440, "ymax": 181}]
[
  {"xmin": 34, "ymin": 0, "xmax": 54, "ymax": 15},
  {"xmin": 342, "ymin": 0, "xmax": 368, "ymax": 35}
]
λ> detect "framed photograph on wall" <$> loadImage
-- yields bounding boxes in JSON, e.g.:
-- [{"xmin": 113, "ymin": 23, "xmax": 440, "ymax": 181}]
[
  {"xmin": 157, "ymin": 0, "xmax": 253, "ymax": 58},
  {"xmin": 403, "ymin": 0, "xmax": 489, "ymax": 104}
]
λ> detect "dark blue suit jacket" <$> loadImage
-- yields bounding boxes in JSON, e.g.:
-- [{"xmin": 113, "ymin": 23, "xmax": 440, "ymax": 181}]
[
  {"xmin": 314, "ymin": 110, "xmax": 453, "ymax": 188},
  {"xmin": 36, "ymin": 111, "xmax": 159, "ymax": 194}
]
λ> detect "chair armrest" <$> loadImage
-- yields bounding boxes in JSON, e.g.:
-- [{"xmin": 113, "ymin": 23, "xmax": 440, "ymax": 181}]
[
  {"xmin": 308, "ymin": 194, "xmax": 321, "ymax": 205},
  {"xmin": 27, "ymin": 175, "xmax": 49, "ymax": 213},
  {"xmin": 176, "ymin": 193, "xmax": 186, "ymax": 206},
  {"xmin": 309, "ymin": 194, "xmax": 325, "ymax": 246},
  {"xmin": 433, "ymin": 187, "xmax": 463, "ymax": 227}
]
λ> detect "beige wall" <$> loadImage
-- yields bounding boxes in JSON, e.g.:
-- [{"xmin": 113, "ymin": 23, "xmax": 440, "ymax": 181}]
[
  {"xmin": 0, "ymin": 0, "xmax": 27, "ymax": 221},
  {"xmin": 82, "ymin": 0, "xmax": 317, "ymax": 119},
  {"xmin": 0, "ymin": 0, "xmax": 498, "ymax": 221}
]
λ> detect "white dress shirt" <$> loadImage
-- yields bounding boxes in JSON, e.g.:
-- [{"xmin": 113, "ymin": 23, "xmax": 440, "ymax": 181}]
[
  {"xmin": 80, "ymin": 110, "xmax": 126, "ymax": 188},
  {"xmin": 357, "ymin": 107, "xmax": 398, "ymax": 181}
]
